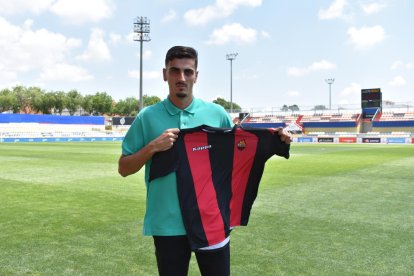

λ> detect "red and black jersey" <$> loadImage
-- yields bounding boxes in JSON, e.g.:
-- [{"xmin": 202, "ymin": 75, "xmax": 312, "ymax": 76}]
[{"xmin": 149, "ymin": 125, "xmax": 290, "ymax": 250}]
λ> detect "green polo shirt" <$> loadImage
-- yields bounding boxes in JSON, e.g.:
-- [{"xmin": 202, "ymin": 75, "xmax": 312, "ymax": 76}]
[{"xmin": 122, "ymin": 97, "xmax": 234, "ymax": 236}]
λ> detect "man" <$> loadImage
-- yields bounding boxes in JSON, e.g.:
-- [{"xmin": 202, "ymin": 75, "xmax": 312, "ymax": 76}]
[{"xmin": 119, "ymin": 46, "xmax": 291, "ymax": 275}]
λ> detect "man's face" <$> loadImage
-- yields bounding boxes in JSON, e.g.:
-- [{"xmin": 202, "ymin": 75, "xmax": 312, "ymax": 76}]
[{"xmin": 163, "ymin": 58, "xmax": 198, "ymax": 100}]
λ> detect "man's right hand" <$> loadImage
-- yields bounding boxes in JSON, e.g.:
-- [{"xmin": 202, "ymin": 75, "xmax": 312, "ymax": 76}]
[
  {"xmin": 149, "ymin": 128, "xmax": 180, "ymax": 152},
  {"xmin": 118, "ymin": 128, "xmax": 180, "ymax": 177}
]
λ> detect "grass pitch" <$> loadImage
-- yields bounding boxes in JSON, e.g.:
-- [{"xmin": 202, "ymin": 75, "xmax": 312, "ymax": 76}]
[{"xmin": 0, "ymin": 142, "xmax": 413, "ymax": 275}]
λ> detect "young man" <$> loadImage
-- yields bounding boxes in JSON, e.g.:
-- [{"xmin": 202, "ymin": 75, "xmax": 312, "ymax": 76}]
[
  {"xmin": 118, "ymin": 46, "xmax": 234, "ymax": 275},
  {"xmin": 119, "ymin": 46, "xmax": 291, "ymax": 275}
]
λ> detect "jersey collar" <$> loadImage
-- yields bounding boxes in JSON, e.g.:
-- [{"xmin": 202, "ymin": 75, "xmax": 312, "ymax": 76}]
[{"xmin": 164, "ymin": 97, "xmax": 197, "ymax": 115}]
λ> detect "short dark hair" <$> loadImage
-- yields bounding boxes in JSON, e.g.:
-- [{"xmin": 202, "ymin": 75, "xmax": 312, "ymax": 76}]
[{"xmin": 165, "ymin": 46, "xmax": 198, "ymax": 68}]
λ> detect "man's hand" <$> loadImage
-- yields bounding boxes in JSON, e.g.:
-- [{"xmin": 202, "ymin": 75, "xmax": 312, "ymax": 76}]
[
  {"xmin": 149, "ymin": 128, "xmax": 180, "ymax": 152},
  {"xmin": 118, "ymin": 128, "xmax": 180, "ymax": 177},
  {"xmin": 277, "ymin": 127, "xmax": 292, "ymax": 144}
]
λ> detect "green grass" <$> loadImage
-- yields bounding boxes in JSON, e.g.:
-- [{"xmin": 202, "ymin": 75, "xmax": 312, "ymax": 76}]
[{"xmin": 1, "ymin": 142, "xmax": 413, "ymax": 275}]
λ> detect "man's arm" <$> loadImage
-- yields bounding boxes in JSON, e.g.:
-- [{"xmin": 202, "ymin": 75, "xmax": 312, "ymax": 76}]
[{"xmin": 118, "ymin": 128, "xmax": 180, "ymax": 177}]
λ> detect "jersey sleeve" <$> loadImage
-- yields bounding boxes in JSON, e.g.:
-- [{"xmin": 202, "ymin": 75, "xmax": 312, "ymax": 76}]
[
  {"xmin": 269, "ymin": 129, "xmax": 290, "ymax": 160},
  {"xmin": 148, "ymin": 139, "xmax": 179, "ymax": 182}
]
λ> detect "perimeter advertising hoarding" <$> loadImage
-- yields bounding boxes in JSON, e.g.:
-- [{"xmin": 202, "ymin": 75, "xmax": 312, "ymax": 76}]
[
  {"xmin": 386, "ymin": 137, "xmax": 406, "ymax": 144},
  {"xmin": 112, "ymin": 116, "xmax": 135, "ymax": 126},
  {"xmin": 362, "ymin": 137, "xmax": 381, "ymax": 143},
  {"xmin": 0, "ymin": 137, "xmax": 123, "ymax": 143},
  {"xmin": 297, "ymin": 137, "xmax": 314, "ymax": 143},
  {"xmin": 339, "ymin": 137, "xmax": 357, "ymax": 143},
  {"xmin": 318, "ymin": 137, "xmax": 334, "ymax": 143}
]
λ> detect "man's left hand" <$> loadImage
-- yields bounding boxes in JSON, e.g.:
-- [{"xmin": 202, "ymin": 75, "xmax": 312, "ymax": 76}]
[{"xmin": 277, "ymin": 127, "xmax": 292, "ymax": 144}]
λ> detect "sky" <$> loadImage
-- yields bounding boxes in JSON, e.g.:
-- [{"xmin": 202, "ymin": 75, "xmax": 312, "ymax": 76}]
[{"xmin": 0, "ymin": 0, "xmax": 413, "ymax": 111}]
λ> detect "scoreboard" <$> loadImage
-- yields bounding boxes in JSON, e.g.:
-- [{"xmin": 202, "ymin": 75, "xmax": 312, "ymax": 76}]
[{"xmin": 361, "ymin": 88, "xmax": 382, "ymax": 109}]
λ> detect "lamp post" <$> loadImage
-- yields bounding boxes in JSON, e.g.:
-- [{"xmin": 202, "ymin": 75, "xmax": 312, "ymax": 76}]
[
  {"xmin": 226, "ymin": 53, "xmax": 238, "ymax": 113},
  {"xmin": 325, "ymin": 78, "xmax": 335, "ymax": 110},
  {"xmin": 133, "ymin": 17, "xmax": 151, "ymax": 111}
]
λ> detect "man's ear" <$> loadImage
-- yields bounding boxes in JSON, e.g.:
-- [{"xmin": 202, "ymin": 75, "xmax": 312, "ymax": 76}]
[
  {"xmin": 194, "ymin": 71, "xmax": 199, "ymax": 83},
  {"xmin": 163, "ymin": 68, "xmax": 167, "ymax": 81}
]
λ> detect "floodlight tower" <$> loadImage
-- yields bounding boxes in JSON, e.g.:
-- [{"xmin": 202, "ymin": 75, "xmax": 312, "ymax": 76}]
[
  {"xmin": 133, "ymin": 17, "xmax": 151, "ymax": 111},
  {"xmin": 325, "ymin": 78, "xmax": 335, "ymax": 110},
  {"xmin": 226, "ymin": 53, "xmax": 238, "ymax": 113}
]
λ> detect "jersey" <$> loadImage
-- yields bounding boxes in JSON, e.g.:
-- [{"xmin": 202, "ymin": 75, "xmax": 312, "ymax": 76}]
[
  {"xmin": 121, "ymin": 97, "xmax": 233, "ymax": 236},
  {"xmin": 149, "ymin": 125, "xmax": 290, "ymax": 250}
]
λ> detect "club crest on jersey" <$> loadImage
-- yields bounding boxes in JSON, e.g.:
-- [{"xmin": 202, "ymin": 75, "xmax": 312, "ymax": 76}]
[
  {"xmin": 237, "ymin": 139, "xmax": 246, "ymax": 150},
  {"xmin": 192, "ymin": 145, "xmax": 212, "ymax": 151}
]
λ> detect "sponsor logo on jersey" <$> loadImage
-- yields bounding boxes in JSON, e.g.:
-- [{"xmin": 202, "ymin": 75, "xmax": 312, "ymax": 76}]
[
  {"xmin": 237, "ymin": 139, "xmax": 246, "ymax": 150},
  {"xmin": 192, "ymin": 145, "xmax": 212, "ymax": 151}
]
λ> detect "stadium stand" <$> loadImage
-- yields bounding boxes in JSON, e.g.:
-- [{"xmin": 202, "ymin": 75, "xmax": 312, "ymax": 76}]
[
  {"xmin": 1, "ymin": 109, "xmax": 413, "ymax": 143},
  {"xmin": 371, "ymin": 111, "xmax": 414, "ymax": 133},
  {"xmin": 0, "ymin": 114, "xmax": 124, "ymax": 142}
]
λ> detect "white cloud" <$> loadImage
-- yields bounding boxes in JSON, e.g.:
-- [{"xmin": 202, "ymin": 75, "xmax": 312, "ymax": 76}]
[
  {"xmin": 128, "ymin": 70, "xmax": 160, "ymax": 80},
  {"xmin": 109, "ymin": 32, "xmax": 121, "ymax": 45},
  {"xmin": 77, "ymin": 28, "xmax": 111, "ymax": 62},
  {"xmin": 347, "ymin": 25, "xmax": 386, "ymax": 49},
  {"xmin": 162, "ymin": 9, "xmax": 177, "ymax": 23},
  {"xmin": 287, "ymin": 91, "xmax": 300, "ymax": 97},
  {"xmin": 185, "ymin": 0, "xmax": 262, "ymax": 26},
  {"xmin": 287, "ymin": 60, "xmax": 336, "ymax": 77},
  {"xmin": 125, "ymin": 32, "xmax": 135, "ymax": 44},
  {"xmin": 0, "ymin": 64, "xmax": 18, "ymax": 85},
  {"xmin": 142, "ymin": 50, "xmax": 153, "ymax": 60},
  {"xmin": 39, "ymin": 63, "xmax": 93, "ymax": 82},
  {"xmin": 261, "ymin": 30, "xmax": 271, "ymax": 38},
  {"xmin": 49, "ymin": 0, "xmax": 114, "ymax": 24},
  {"xmin": 391, "ymin": 60, "xmax": 413, "ymax": 70},
  {"xmin": 318, "ymin": 0, "xmax": 348, "ymax": 20},
  {"xmin": 389, "ymin": 76, "xmax": 406, "ymax": 86},
  {"xmin": 0, "ymin": 17, "xmax": 81, "ymax": 79},
  {"xmin": 0, "ymin": 0, "xmax": 54, "ymax": 15},
  {"xmin": 391, "ymin": 60, "xmax": 404, "ymax": 70},
  {"xmin": 206, "ymin": 23, "xmax": 257, "ymax": 45},
  {"xmin": 341, "ymin": 82, "xmax": 360, "ymax": 97},
  {"xmin": 338, "ymin": 82, "xmax": 361, "ymax": 104},
  {"xmin": 361, "ymin": 2, "xmax": 386, "ymax": 14}
]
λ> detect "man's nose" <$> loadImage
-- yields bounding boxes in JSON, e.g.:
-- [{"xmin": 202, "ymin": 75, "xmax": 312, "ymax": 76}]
[{"xmin": 177, "ymin": 70, "xmax": 186, "ymax": 81}]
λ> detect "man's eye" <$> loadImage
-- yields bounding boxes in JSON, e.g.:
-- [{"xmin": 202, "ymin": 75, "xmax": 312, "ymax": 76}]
[{"xmin": 184, "ymin": 69, "xmax": 194, "ymax": 76}]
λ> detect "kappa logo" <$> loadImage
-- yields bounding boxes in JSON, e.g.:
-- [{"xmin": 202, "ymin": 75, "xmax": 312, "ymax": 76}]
[
  {"xmin": 192, "ymin": 145, "xmax": 212, "ymax": 151},
  {"xmin": 237, "ymin": 139, "xmax": 246, "ymax": 150}
]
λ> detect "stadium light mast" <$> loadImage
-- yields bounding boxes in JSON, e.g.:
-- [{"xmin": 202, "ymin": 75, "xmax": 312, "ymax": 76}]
[
  {"xmin": 325, "ymin": 78, "xmax": 335, "ymax": 110},
  {"xmin": 133, "ymin": 16, "xmax": 151, "ymax": 111},
  {"xmin": 226, "ymin": 53, "xmax": 238, "ymax": 113}
]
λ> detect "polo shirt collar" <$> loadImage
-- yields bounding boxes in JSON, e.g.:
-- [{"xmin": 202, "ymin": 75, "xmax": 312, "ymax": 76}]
[{"xmin": 164, "ymin": 96, "xmax": 197, "ymax": 115}]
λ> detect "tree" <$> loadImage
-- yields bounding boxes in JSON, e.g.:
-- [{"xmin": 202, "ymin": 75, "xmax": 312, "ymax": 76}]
[
  {"xmin": 281, "ymin": 105, "xmax": 289, "ymax": 112},
  {"xmin": 66, "ymin": 90, "xmax": 82, "ymax": 115},
  {"xmin": 289, "ymin": 104, "xmax": 300, "ymax": 111},
  {"xmin": 143, "ymin": 95, "xmax": 161, "ymax": 107},
  {"xmin": 54, "ymin": 91, "xmax": 66, "ymax": 115},
  {"xmin": 26, "ymin": 87, "xmax": 45, "ymax": 114},
  {"xmin": 91, "ymin": 92, "xmax": 113, "ymax": 115},
  {"xmin": 0, "ymin": 88, "xmax": 18, "ymax": 113},
  {"xmin": 312, "ymin": 105, "xmax": 327, "ymax": 111},
  {"xmin": 13, "ymin": 85, "xmax": 30, "ymax": 113},
  {"xmin": 212, "ymin": 97, "xmax": 241, "ymax": 111},
  {"xmin": 114, "ymin": 97, "xmax": 139, "ymax": 116},
  {"xmin": 81, "ymin": 95, "xmax": 94, "ymax": 115},
  {"xmin": 32, "ymin": 90, "xmax": 55, "ymax": 114}
]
